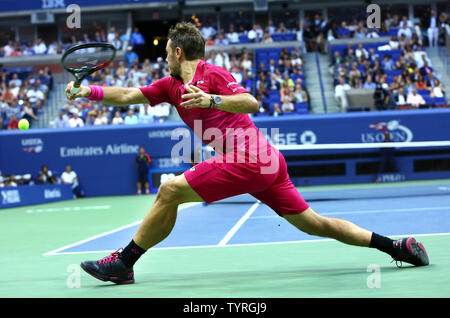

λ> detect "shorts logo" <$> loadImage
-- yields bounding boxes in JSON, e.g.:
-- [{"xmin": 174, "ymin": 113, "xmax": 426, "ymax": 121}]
[
  {"xmin": 362, "ymin": 120, "xmax": 413, "ymax": 142},
  {"xmin": 190, "ymin": 167, "xmax": 196, "ymax": 171}
]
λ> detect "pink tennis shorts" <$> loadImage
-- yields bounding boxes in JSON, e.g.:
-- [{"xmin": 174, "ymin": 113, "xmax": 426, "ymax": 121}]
[{"xmin": 184, "ymin": 146, "xmax": 309, "ymax": 216}]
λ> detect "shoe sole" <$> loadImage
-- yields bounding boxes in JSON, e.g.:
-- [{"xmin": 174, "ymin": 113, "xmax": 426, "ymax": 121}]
[
  {"xmin": 80, "ymin": 263, "xmax": 135, "ymax": 285},
  {"xmin": 406, "ymin": 237, "xmax": 429, "ymax": 266}
]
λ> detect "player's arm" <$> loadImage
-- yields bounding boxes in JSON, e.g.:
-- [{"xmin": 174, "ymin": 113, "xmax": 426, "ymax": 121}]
[
  {"xmin": 181, "ymin": 85, "xmax": 259, "ymax": 114},
  {"xmin": 65, "ymin": 81, "xmax": 148, "ymax": 106}
]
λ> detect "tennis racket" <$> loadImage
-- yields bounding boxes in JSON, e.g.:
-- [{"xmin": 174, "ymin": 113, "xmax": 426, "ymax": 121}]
[{"xmin": 61, "ymin": 42, "xmax": 116, "ymax": 97}]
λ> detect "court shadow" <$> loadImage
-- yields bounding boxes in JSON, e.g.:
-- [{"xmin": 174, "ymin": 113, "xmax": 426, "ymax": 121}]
[{"xmin": 88, "ymin": 264, "xmax": 431, "ymax": 289}]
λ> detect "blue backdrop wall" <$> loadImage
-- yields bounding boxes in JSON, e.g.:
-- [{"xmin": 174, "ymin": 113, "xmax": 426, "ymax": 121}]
[{"xmin": 1, "ymin": 109, "xmax": 449, "ymax": 197}]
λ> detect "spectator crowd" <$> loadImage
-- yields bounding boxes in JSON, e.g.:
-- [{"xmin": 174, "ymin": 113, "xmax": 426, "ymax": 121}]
[
  {"xmin": 0, "ymin": 67, "xmax": 53, "ymax": 130},
  {"xmin": 330, "ymin": 13, "xmax": 447, "ymax": 112}
]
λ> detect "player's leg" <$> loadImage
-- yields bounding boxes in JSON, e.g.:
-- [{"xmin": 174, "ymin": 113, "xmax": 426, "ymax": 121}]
[
  {"xmin": 252, "ymin": 152, "xmax": 429, "ymax": 267},
  {"xmin": 133, "ymin": 174, "xmax": 203, "ymax": 250},
  {"xmin": 144, "ymin": 181, "xmax": 150, "ymax": 194},
  {"xmin": 80, "ymin": 173, "xmax": 203, "ymax": 284},
  {"xmin": 283, "ymin": 207, "xmax": 372, "ymax": 246}
]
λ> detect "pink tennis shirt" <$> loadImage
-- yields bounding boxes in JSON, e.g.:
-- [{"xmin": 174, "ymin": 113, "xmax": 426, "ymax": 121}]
[
  {"xmin": 139, "ymin": 60, "xmax": 266, "ymax": 156},
  {"xmin": 139, "ymin": 60, "xmax": 309, "ymax": 215}
]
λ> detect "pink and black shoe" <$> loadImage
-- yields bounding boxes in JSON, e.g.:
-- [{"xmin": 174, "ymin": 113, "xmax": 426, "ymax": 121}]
[
  {"xmin": 80, "ymin": 249, "xmax": 135, "ymax": 284},
  {"xmin": 391, "ymin": 237, "xmax": 429, "ymax": 267}
]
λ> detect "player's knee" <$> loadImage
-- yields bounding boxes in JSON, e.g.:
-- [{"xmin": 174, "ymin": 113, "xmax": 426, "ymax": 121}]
[{"xmin": 156, "ymin": 179, "xmax": 182, "ymax": 205}]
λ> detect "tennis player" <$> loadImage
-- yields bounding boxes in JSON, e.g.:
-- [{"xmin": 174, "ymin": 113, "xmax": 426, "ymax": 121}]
[{"xmin": 66, "ymin": 22, "xmax": 428, "ymax": 285}]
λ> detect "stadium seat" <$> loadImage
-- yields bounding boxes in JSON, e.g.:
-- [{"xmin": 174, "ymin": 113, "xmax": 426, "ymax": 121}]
[
  {"xmin": 239, "ymin": 35, "xmax": 249, "ymax": 43},
  {"xmin": 433, "ymin": 97, "xmax": 447, "ymax": 105},
  {"xmin": 294, "ymin": 103, "xmax": 309, "ymax": 114},
  {"xmin": 418, "ymin": 89, "xmax": 430, "ymax": 96}
]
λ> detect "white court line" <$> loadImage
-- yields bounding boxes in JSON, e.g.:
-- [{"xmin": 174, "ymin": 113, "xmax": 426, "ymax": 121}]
[
  {"xmin": 250, "ymin": 206, "xmax": 450, "ymax": 220},
  {"xmin": 43, "ymin": 202, "xmax": 201, "ymax": 256},
  {"xmin": 45, "ymin": 232, "xmax": 450, "ymax": 256},
  {"xmin": 217, "ymin": 201, "xmax": 260, "ymax": 246},
  {"xmin": 26, "ymin": 205, "xmax": 111, "ymax": 214}
]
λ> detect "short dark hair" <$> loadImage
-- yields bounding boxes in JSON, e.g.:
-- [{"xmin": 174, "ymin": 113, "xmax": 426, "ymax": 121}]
[{"xmin": 168, "ymin": 22, "xmax": 205, "ymax": 61}]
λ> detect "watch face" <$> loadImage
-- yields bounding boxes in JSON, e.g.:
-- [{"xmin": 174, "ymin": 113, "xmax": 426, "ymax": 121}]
[{"xmin": 213, "ymin": 95, "xmax": 222, "ymax": 105}]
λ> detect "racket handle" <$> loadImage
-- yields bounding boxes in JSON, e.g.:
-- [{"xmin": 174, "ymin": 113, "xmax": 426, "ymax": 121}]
[{"xmin": 70, "ymin": 83, "xmax": 80, "ymax": 95}]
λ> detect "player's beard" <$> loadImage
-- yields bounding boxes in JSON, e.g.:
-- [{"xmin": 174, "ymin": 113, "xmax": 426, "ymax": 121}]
[{"xmin": 168, "ymin": 58, "xmax": 181, "ymax": 78}]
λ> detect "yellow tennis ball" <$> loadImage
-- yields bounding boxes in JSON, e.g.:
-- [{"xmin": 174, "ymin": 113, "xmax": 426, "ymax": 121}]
[{"xmin": 18, "ymin": 119, "xmax": 29, "ymax": 131}]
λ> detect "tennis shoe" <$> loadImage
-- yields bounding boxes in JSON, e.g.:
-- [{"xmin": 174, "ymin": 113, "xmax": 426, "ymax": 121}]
[
  {"xmin": 391, "ymin": 237, "xmax": 429, "ymax": 267},
  {"xmin": 80, "ymin": 249, "xmax": 134, "ymax": 284}
]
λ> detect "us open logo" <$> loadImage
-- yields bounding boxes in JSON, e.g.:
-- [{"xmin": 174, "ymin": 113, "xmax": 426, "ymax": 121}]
[{"xmin": 362, "ymin": 120, "xmax": 413, "ymax": 143}]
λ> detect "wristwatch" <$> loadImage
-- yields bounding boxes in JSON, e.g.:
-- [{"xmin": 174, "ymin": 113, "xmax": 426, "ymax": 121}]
[{"xmin": 209, "ymin": 95, "xmax": 222, "ymax": 109}]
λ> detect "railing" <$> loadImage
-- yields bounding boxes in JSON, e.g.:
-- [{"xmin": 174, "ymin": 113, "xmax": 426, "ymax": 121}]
[{"xmin": 314, "ymin": 44, "xmax": 327, "ymax": 113}]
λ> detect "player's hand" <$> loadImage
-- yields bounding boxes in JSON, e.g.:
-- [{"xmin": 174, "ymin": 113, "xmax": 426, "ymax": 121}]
[
  {"xmin": 180, "ymin": 85, "xmax": 211, "ymax": 109},
  {"xmin": 65, "ymin": 81, "xmax": 91, "ymax": 100}
]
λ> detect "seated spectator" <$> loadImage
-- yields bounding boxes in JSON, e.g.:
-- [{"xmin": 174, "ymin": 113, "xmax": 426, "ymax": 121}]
[
  {"xmin": 3, "ymin": 40, "xmax": 15, "ymax": 56},
  {"xmin": 366, "ymin": 28, "xmax": 380, "ymax": 38},
  {"xmin": 363, "ymin": 76, "xmax": 376, "ymax": 89},
  {"xmin": 416, "ymin": 75, "xmax": 429, "ymax": 90},
  {"xmin": 205, "ymin": 36, "xmax": 215, "ymax": 46},
  {"xmin": 355, "ymin": 44, "xmax": 368, "ymax": 60},
  {"xmin": 267, "ymin": 20, "xmax": 276, "ymax": 34},
  {"xmin": 395, "ymin": 87, "xmax": 408, "ymax": 106},
  {"xmin": 37, "ymin": 165, "xmax": 57, "ymax": 184},
  {"xmin": 124, "ymin": 109, "xmax": 138, "ymax": 125},
  {"xmin": 33, "ymin": 38, "xmax": 47, "ymax": 54},
  {"xmin": 280, "ymin": 73, "xmax": 294, "ymax": 89},
  {"xmin": 138, "ymin": 104, "xmax": 154, "ymax": 124},
  {"xmin": 353, "ymin": 23, "xmax": 366, "ymax": 39},
  {"xmin": 94, "ymin": 112, "xmax": 107, "ymax": 125},
  {"xmin": 345, "ymin": 49, "xmax": 357, "ymax": 65},
  {"xmin": 397, "ymin": 23, "xmax": 412, "ymax": 40},
  {"xmin": 430, "ymin": 79, "xmax": 445, "ymax": 98},
  {"xmin": 22, "ymin": 102, "xmax": 38, "ymax": 122},
  {"xmin": 406, "ymin": 88, "xmax": 426, "ymax": 107},
  {"xmin": 7, "ymin": 114, "xmax": 19, "ymax": 130},
  {"xmin": 247, "ymin": 25, "xmax": 261, "ymax": 43},
  {"xmin": 290, "ymin": 52, "xmax": 303, "ymax": 68},
  {"xmin": 53, "ymin": 112, "xmax": 70, "ymax": 128},
  {"xmin": 201, "ymin": 22, "xmax": 216, "ymax": 40},
  {"xmin": 293, "ymin": 83, "xmax": 308, "ymax": 103},
  {"xmin": 419, "ymin": 60, "xmax": 433, "ymax": 77},
  {"xmin": 61, "ymin": 165, "xmax": 84, "ymax": 198},
  {"xmin": 111, "ymin": 111, "xmax": 124, "ymax": 125},
  {"xmin": 214, "ymin": 33, "xmax": 229, "ymax": 46},
  {"xmin": 280, "ymin": 85, "xmax": 294, "ymax": 112},
  {"xmin": 389, "ymin": 35, "xmax": 400, "ymax": 49},
  {"xmin": 276, "ymin": 22, "xmax": 288, "ymax": 33},
  {"xmin": 335, "ymin": 77, "xmax": 351, "ymax": 112},
  {"xmin": 337, "ymin": 22, "xmax": 351, "ymax": 38},
  {"xmin": 273, "ymin": 103, "xmax": 282, "ymax": 116},
  {"xmin": 9, "ymin": 73, "xmax": 22, "ymax": 87},
  {"xmin": 226, "ymin": 24, "xmax": 239, "ymax": 44},
  {"xmin": 125, "ymin": 47, "xmax": 139, "ymax": 67},
  {"xmin": 68, "ymin": 112, "xmax": 84, "ymax": 127},
  {"xmin": 261, "ymin": 32, "xmax": 273, "ymax": 44},
  {"xmin": 26, "ymin": 83, "xmax": 45, "ymax": 106},
  {"xmin": 151, "ymin": 102, "xmax": 171, "ymax": 122},
  {"xmin": 381, "ymin": 55, "xmax": 395, "ymax": 71}
]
